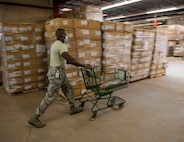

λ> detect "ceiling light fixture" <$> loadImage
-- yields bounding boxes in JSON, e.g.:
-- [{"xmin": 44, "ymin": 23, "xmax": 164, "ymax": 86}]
[
  {"xmin": 146, "ymin": 7, "xmax": 177, "ymax": 14},
  {"xmin": 105, "ymin": 15, "xmax": 126, "ymax": 20},
  {"xmin": 61, "ymin": 8, "xmax": 72, "ymax": 11},
  {"xmin": 146, "ymin": 16, "xmax": 170, "ymax": 21},
  {"xmin": 101, "ymin": 0, "xmax": 143, "ymax": 10}
]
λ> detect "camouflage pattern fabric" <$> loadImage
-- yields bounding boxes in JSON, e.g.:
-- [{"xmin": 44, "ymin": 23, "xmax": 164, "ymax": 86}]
[{"xmin": 35, "ymin": 67, "xmax": 74, "ymax": 116}]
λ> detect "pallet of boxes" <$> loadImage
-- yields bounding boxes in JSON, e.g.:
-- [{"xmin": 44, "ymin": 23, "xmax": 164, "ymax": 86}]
[
  {"xmin": 0, "ymin": 23, "xmax": 48, "ymax": 95},
  {"xmin": 167, "ymin": 25, "xmax": 184, "ymax": 57},
  {"xmin": 150, "ymin": 26, "xmax": 168, "ymax": 78},
  {"xmin": 131, "ymin": 28, "xmax": 155, "ymax": 82},
  {"xmin": 101, "ymin": 21, "xmax": 133, "ymax": 82},
  {"xmin": 45, "ymin": 17, "xmax": 102, "ymax": 99}
]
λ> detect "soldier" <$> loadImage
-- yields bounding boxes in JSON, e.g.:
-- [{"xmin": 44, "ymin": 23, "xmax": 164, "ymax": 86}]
[{"xmin": 28, "ymin": 28, "xmax": 91, "ymax": 128}]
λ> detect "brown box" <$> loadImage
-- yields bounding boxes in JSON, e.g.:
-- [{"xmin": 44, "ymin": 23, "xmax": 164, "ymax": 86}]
[
  {"xmin": 36, "ymin": 57, "xmax": 48, "ymax": 66},
  {"xmin": 102, "ymin": 22, "xmax": 116, "ymax": 31},
  {"xmin": 90, "ymin": 49, "xmax": 102, "ymax": 58},
  {"xmin": 90, "ymin": 40, "xmax": 102, "ymax": 49},
  {"xmin": 23, "ymin": 60, "xmax": 37, "ymax": 68},
  {"xmin": 8, "ymin": 77, "xmax": 23, "ymax": 86},
  {"xmin": 23, "ymin": 67, "xmax": 37, "ymax": 76},
  {"xmin": 90, "ymin": 30, "xmax": 101, "ymax": 39},
  {"xmin": 76, "ymin": 39, "xmax": 91, "ymax": 48},
  {"xmin": 116, "ymin": 22, "xmax": 125, "ymax": 32},
  {"xmin": 5, "ymin": 61, "xmax": 22, "ymax": 71},
  {"xmin": 77, "ymin": 48, "xmax": 91, "ymax": 59},
  {"xmin": 6, "ymin": 85, "xmax": 23, "ymax": 94},
  {"xmin": 65, "ymin": 29, "xmax": 75, "ymax": 40},
  {"xmin": 75, "ymin": 29, "xmax": 90, "ymax": 38},
  {"xmin": 24, "ymin": 75, "xmax": 38, "ymax": 83},
  {"xmin": 24, "ymin": 82, "xmax": 38, "ymax": 91},
  {"xmin": 88, "ymin": 20, "xmax": 101, "ymax": 30},
  {"xmin": 22, "ymin": 52, "xmax": 36, "ymax": 60},
  {"xmin": 65, "ymin": 40, "xmax": 76, "ymax": 49},
  {"xmin": 49, "ymin": 18, "xmax": 73, "ymax": 28},
  {"xmin": 21, "ymin": 44, "xmax": 35, "ymax": 52},
  {"xmin": 73, "ymin": 19, "xmax": 88, "ymax": 29}
]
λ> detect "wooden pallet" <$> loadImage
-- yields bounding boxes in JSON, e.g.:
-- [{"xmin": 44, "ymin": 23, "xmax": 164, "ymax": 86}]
[{"xmin": 149, "ymin": 73, "xmax": 166, "ymax": 78}]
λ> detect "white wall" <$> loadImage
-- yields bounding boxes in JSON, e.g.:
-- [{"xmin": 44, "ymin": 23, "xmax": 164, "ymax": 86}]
[{"xmin": 0, "ymin": 4, "xmax": 53, "ymax": 23}]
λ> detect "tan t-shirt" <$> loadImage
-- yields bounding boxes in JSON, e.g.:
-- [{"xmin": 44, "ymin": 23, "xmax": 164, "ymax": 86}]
[{"xmin": 50, "ymin": 40, "xmax": 68, "ymax": 67}]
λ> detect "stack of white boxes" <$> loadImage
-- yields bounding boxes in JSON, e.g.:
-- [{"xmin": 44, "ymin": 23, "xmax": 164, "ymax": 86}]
[
  {"xmin": 131, "ymin": 29, "xmax": 155, "ymax": 82},
  {"xmin": 150, "ymin": 27, "xmax": 168, "ymax": 76},
  {"xmin": 102, "ymin": 21, "xmax": 133, "ymax": 81},
  {"xmin": 0, "ymin": 23, "xmax": 47, "ymax": 94},
  {"xmin": 167, "ymin": 25, "xmax": 184, "ymax": 57}
]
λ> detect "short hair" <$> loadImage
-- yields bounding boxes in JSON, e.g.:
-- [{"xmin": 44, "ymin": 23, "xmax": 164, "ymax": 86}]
[{"xmin": 55, "ymin": 28, "xmax": 65, "ymax": 39}]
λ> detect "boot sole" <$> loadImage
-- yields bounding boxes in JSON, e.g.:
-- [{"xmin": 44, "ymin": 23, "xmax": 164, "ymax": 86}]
[{"xmin": 28, "ymin": 120, "xmax": 46, "ymax": 128}]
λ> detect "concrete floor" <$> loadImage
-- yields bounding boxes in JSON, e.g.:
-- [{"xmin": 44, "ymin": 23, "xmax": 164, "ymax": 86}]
[{"xmin": 0, "ymin": 57, "xmax": 184, "ymax": 142}]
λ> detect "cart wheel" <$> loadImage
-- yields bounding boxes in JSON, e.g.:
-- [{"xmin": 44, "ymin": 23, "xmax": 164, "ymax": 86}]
[
  {"xmin": 118, "ymin": 103, "xmax": 124, "ymax": 109},
  {"xmin": 90, "ymin": 112, "xmax": 97, "ymax": 121},
  {"xmin": 110, "ymin": 98, "xmax": 116, "ymax": 106},
  {"xmin": 79, "ymin": 102, "xmax": 85, "ymax": 108}
]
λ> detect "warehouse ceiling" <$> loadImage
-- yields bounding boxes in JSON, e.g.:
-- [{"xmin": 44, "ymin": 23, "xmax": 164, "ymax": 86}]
[{"xmin": 55, "ymin": 0, "xmax": 184, "ymax": 25}]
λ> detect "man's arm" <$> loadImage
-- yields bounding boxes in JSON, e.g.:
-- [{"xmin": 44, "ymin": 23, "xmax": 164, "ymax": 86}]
[{"xmin": 62, "ymin": 52, "xmax": 91, "ymax": 68}]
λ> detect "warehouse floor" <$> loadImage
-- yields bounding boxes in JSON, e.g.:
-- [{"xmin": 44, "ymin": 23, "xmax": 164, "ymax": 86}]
[{"xmin": 0, "ymin": 57, "xmax": 184, "ymax": 142}]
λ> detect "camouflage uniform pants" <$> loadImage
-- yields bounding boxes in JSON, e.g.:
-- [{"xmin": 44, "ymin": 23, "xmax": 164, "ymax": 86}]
[{"xmin": 35, "ymin": 67, "xmax": 74, "ymax": 116}]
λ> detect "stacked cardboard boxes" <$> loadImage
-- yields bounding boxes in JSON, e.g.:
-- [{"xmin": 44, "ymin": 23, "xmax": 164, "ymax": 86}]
[
  {"xmin": 73, "ymin": 5, "xmax": 103, "ymax": 22},
  {"xmin": 102, "ymin": 22, "xmax": 133, "ymax": 81},
  {"xmin": 167, "ymin": 25, "xmax": 184, "ymax": 57},
  {"xmin": 0, "ymin": 23, "xmax": 47, "ymax": 94},
  {"xmin": 150, "ymin": 27, "xmax": 168, "ymax": 76},
  {"xmin": 131, "ymin": 29, "xmax": 155, "ymax": 82}
]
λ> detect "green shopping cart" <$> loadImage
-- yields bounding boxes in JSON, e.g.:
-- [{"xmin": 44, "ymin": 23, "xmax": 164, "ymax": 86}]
[{"xmin": 79, "ymin": 66, "xmax": 129, "ymax": 120}]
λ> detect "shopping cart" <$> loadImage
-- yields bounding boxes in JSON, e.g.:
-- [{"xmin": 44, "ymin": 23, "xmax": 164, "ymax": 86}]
[{"xmin": 79, "ymin": 66, "xmax": 129, "ymax": 120}]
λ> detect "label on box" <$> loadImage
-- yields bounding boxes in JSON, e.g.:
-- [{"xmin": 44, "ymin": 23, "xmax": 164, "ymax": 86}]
[
  {"xmin": 24, "ymin": 78, "xmax": 31, "ymax": 83},
  {"xmin": 23, "ymin": 62, "xmax": 31, "ymax": 66},
  {"xmin": 63, "ymin": 21, "xmax": 68, "ymax": 25},
  {"xmin": 24, "ymin": 70, "xmax": 31, "ymax": 75},
  {"xmin": 22, "ymin": 54, "xmax": 30, "ymax": 59},
  {"xmin": 81, "ymin": 20, "xmax": 87, "ymax": 25}
]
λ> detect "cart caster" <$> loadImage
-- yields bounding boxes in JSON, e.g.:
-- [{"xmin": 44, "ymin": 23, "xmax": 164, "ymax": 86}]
[
  {"xmin": 118, "ymin": 103, "xmax": 124, "ymax": 109},
  {"xmin": 90, "ymin": 112, "xmax": 97, "ymax": 121},
  {"xmin": 79, "ymin": 102, "xmax": 85, "ymax": 108}
]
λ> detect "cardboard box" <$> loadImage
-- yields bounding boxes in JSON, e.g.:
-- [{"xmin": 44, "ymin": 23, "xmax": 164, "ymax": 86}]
[
  {"xmin": 8, "ymin": 77, "xmax": 23, "ymax": 86},
  {"xmin": 73, "ymin": 19, "xmax": 88, "ymax": 29},
  {"xmin": 75, "ymin": 28, "xmax": 90, "ymax": 38},
  {"xmin": 90, "ymin": 30, "xmax": 101, "ymax": 39},
  {"xmin": 6, "ymin": 85, "xmax": 23, "ymax": 94},
  {"xmin": 102, "ymin": 22, "xmax": 116, "ymax": 31},
  {"xmin": 65, "ymin": 29, "xmax": 75, "ymax": 40},
  {"xmin": 49, "ymin": 18, "xmax": 73, "ymax": 28},
  {"xmin": 116, "ymin": 22, "xmax": 125, "ymax": 32},
  {"xmin": 24, "ymin": 82, "xmax": 38, "ymax": 91},
  {"xmin": 21, "ymin": 44, "xmax": 35, "ymax": 52},
  {"xmin": 5, "ymin": 61, "xmax": 22, "ymax": 71},
  {"xmin": 77, "ymin": 48, "xmax": 91, "ymax": 59},
  {"xmin": 76, "ymin": 39, "xmax": 91, "ymax": 48},
  {"xmin": 88, "ymin": 20, "xmax": 101, "ymax": 30},
  {"xmin": 22, "ymin": 52, "xmax": 36, "ymax": 60},
  {"xmin": 90, "ymin": 49, "xmax": 102, "ymax": 58},
  {"xmin": 73, "ymin": 5, "xmax": 103, "ymax": 22},
  {"xmin": 23, "ymin": 67, "xmax": 37, "ymax": 76},
  {"xmin": 90, "ymin": 40, "xmax": 101, "ymax": 49},
  {"xmin": 23, "ymin": 60, "xmax": 37, "ymax": 68},
  {"xmin": 24, "ymin": 75, "xmax": 38, "ymax": 83}
]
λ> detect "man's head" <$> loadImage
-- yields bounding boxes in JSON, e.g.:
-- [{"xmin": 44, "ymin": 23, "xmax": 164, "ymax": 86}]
[{"xmin": 55, "ymin": 28, "xmax": 68, "ymax": 42}]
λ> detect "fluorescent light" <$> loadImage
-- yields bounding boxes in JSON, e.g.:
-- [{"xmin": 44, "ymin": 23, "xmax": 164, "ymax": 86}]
[
  {"xmin": 101, "ymin": 0, "xmax": 142, "ymax": 10},
  {"xmin": 134, "ymin": 22, "xmax": 163, "ymax": 27},
  {"xmin": 105, "ymin": 15, "xmax": 126, "ymax": 20},
  {"xmin": 146, "ymin": 16, "xmax": 170, "ymax": 21},
  {"xmin": 146, "ymin": 7, "xmax": 177, "ymax": 14},
  {"xmin": 61, "ymin": 8, "xmax": 72, "ymax": 11}
]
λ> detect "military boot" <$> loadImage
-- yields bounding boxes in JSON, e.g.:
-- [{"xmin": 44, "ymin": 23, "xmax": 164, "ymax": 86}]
[
  {"xmin": 28, "ymin": 114, "xmax": 46, "ymax": 128},
  {"xmin": 69, "ymin": 102, "xmax": 83, "ymax": 115}
]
